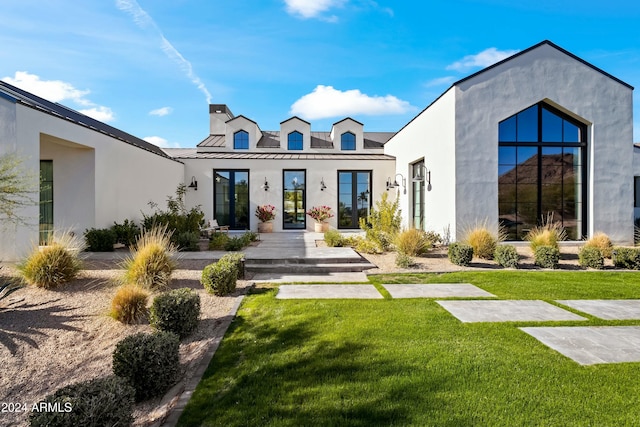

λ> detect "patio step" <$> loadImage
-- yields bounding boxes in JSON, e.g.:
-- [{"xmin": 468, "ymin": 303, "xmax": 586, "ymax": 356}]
[
  {"xmin": 245, "ymin": 262, "xmax": 375, "ymax": 274},
  {"xmin": 246, "ymin": 256, "xmax": 366, "ymax": 265}
]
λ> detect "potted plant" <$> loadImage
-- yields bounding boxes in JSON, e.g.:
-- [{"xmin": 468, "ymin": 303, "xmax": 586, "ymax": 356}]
[
  {"xmin": 255, "ymin": 204, "xmax": 276, "ymax": 233},
  {"xmin": 306, "ymin": 205, "xmax": 334, "ymax": 232}
]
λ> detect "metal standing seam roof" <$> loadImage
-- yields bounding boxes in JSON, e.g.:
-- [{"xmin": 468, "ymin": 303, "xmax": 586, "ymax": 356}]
[
  {"xmin": 0, "ymin": 80, "xmax": 177, "ymax": 161},
  {"xmin": 196, "ymin": 130, "xmax": 395, "ymax": 149},
  {"xmin": 162, "ymin": 148, "xmax": 395, "ymax": 160}
]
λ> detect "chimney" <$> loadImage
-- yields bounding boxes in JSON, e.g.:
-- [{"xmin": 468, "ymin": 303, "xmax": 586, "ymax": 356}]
[{"xmin": 209, "ymin": 104, "xmax": 234, "ymax": 134}]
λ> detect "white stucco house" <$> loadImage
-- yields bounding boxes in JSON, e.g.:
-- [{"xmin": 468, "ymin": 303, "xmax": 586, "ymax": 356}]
[
  {"xmin": 0, "ymin": 39, "xmax": 638, "ymax": 261},
  {"xmin": 386, "ymin": 40, "xmax": 636, "ymax": 244}
]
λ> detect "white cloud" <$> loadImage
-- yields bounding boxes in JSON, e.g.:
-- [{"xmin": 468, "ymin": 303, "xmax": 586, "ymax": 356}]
[
  {"xmin": 284, "ymin": 0, "xmax": 344, "ymax": 19},
  {"xmin": 143, "ymin": 136, "xmax": 181, "ymax": 148},
  {"xmin": 290, "ymin": 85, "xmax": 414, "ymax": 120},
  {"xmin": 425, "ymin": 76, "xmax": 456, "ymax": 87},
  {"xmin": 78, "ymin": 106, "xmax": 115, "ymax": 122},
  {"xmin": 116, "ymin": 0, "xmax": 212, "ymax": 104},
  {"xmin": 446, "ymin": 47, "xmax": 519, "ymax": 72},
  {"xmin": 2, "ymin": 71, "xmax": 115, "ymax": 122},
  {"xmin": 149, "ymin": 106, "xmax": 173, "ymax": 117}
]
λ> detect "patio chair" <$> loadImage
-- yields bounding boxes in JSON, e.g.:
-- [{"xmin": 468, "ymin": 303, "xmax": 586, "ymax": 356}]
[{"xmin": 201, "ymin": 219, "xmax": 230, "ymax": 237}]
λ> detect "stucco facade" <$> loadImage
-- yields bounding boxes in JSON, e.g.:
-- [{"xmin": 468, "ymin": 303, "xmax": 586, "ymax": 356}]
[{"xmin": 385, "ymin": 41, "xmax": 635, "ymax": 244}]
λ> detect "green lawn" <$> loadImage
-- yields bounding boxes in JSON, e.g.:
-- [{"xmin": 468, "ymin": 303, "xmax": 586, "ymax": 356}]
[{"xmin": 179, "ymin": 271, "xmax": 640, "ymax": 426}]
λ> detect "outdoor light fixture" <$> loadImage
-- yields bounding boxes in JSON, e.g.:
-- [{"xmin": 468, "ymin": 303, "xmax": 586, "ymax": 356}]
[
  {"xmin": 386, "ymin": 174, "xmax": 406, "ymax": 194},
  {"xmin": 187, "ymin": 176, "xmax": 198, "ymax": 191},
  {"xmin": 320, "ymin": 178, "xmax": 327, "ymax": 191},
  {"xmin": 412, "ymin": 164, "xmax": 432, "ymax": 190},
  {"xmin": 262, "ymin": 177, "xmax": 270, "ymax": 192}
]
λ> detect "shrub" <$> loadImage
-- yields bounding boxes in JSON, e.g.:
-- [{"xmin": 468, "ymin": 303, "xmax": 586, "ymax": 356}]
[
  {"xmin": 342, "ymin": 235, "xmax": 361, "ymax": 248},
  {"xmin": 578, "ymin": 246, "xmax": 604, "ymax": 269},
  {"xmin": 534, "ymin": 245, "xmax": 560, "ymax": 269},
  {"xmin": 244, "ymin": 231, "xmax": 259, "ymax": 242},
  {"xmin": 612, "ymin": 247, "xmax": 640, "ymax": 270},
  {"xmin": 526, "ymin": 217, "xmax": 567, "ymax": 252},
  {"xmin": 175, "ymin": 231, "xmax": 200, "ymax": 252},
  {"xmin": 355, "ymin": 238, "xmax": 382, "ymax": 254},
  {"xmin": 494, "ymin": 245, "xmax": 519, "ymax": 268},
  {"xmin": 29, "ymin": 376, "xmax": 135, "ymax": 427},
  {"xmin": 359, "ymin": 191, "xmax": 402, "ymax": 251},
  {"xmin": 462, "ymin": 222, "xmax": 503, "ymax": 260},
  {"xmin": 112, "ymin": 331, "xmax": 180, "ymax": 402},
  {"xmin": 201, "ymin": 258, "xmax": 238, "ymax": 296},
  {"xmin": 84, "ymin": 227, "xmax": 116, "ymax": 252},
  {"xmin": 222, "ymin": 252, "xmax": 246, "ymax": 279},
  {"xmin": 224, "ymin": 236, "xmax": 247, "ymax": 251},
  {"xmin": 142, "ymin": 184, "xmax": 205, "ymax": 246},
  {"xmin": 448, "ymin": 243, "xmax": 473, "ymax": 266},
  {"xmin": 110, "ymin": 284, "xmax": 149, "ymax": 324},
  {"xmin": 150, "ymin": 288, "xmax": 200, "ymax": 339},
  {"xmin": 324, "ymin": 229, "xmax": 344, "ymax": 247},
  {"xmin": 112, "ymin": 219, "xmax": 141, "ymax": 247},
  {"xmin": 209, "ymin": 232, "xmax": 230, "ymax": 250},
  {"xmin": 395, "ymin": 252, "xmax": 414, "ymax": 268},
  {"xmin": 395, "ymin": 228, "xmax": 434, "ymax": 256},
  {"xmin": 584, "ymin": 232, "xmax": 613, "ymax": 259},
  {"xmin": 122, "ymin": 226, "xmax": 176, "ymax": 290},
  {"xmin": 18, "ymin": 231, "xmax": 84, "ymax": 289}
]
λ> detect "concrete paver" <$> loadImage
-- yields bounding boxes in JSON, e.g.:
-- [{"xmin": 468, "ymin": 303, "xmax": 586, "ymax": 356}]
[
  {"xmin": 252, "ymin": 272, "xmax": 369, "ymax": 283},
  {"xmin": 382, "ymin": 283, "xmax": 495, "ymax": 298},
  {"xmin": 520, "ymin": 326, "xmax": 640, "ymax": 365},
  {"xmin": 436, "ymin": 300, "xmax": 587, "ymax": 323},
  {"xmin": 276, "ymin": 284, "xmax": 383, "ymax": 299},
  {"xmin": 556, "ymin": 300, "xmax": 640, "ymax": 320}
]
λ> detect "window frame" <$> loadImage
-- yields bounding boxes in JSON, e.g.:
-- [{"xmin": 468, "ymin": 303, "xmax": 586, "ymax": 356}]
[
  {"xmin": 341, "ymin": 132, "xmax": 356, "ymax": 151},
  {"xmin": 287, "ymin": 131, "xmax": 303, "ymax": 150},
  {"xmin": 233, "ymin": 130, "xmax": 249, "ymax": 150}
]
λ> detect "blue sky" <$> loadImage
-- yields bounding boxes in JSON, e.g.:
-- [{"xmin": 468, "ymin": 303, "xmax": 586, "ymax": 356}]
[{"xmin": 1, "ymin": 0, "xmax": 639, "ymax": 147}]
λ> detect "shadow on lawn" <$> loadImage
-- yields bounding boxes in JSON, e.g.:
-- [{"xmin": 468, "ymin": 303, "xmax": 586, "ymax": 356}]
[
  {"xmin": 181, "ymin": 308, "xmax": 464, "ymax": 427},
  {"xmin": 0, "ymin": 299, "xmax": 85, "ymax": 355}
]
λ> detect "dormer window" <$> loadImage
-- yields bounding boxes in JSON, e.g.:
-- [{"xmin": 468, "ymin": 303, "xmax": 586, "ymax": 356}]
[
  {"xmin": 288, "ymin": 131, "xmax": 303, "ymax": 150},
  {"xmin": 341, "ymin": 132, "xmax": 356, "ymax": 150},
  {"xmin": 233, "ymin": 130, "xmax": 249, "ymax": 149}
]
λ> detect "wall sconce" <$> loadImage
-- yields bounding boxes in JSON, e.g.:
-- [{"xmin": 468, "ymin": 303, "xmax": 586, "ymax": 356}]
[
  {"xmin": 187, "ymin": 176, "xmax": 198, "ymax": 191},
  {"xmin": 412, "ymin": 165, "xmax": 432, "ymax": 191},
  {"xmin": 386, "ymin": 174, "xmax": 406, "ymax": 194},
  {"xmin": 261, "ymin": 177, "xmax": 269, "ymax": 192},
  {"xmin": 320, "ymin": 178, "xmax": 327, "ymax": 191}
]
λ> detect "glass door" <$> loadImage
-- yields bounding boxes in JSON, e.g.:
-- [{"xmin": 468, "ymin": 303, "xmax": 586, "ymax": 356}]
[
  {"xmin": 283, "ymin": 170, "xmax": 305, "ymax": 229},
  {"xmin": 214, "ymin": 170, "xmax": 249, "ymax": 229},
  {"xmin": 412, "ymin": 161, "xmax": 425, "ymax": 229},
  {"xmin": 40, "ymin": 160, "xmax": 53, "ymax": 244}
]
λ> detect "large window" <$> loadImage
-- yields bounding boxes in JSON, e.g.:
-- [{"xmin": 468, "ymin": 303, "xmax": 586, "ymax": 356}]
[
  {"xmin": 412, "ymin": 160, "xmax": 425, "ymax": 229},
  {"xmin": 341, "ymin": 132, "xmax": 356, "ymax": 150},
  {"xmin": 498, "ymin": 103, "xmax": 586, "ymax": 240},
  {"xmin": 233, "ymin": 130, "xmax": 249, "ymax": 149},
  {"xmin": 288, "ymin": 131, "xmax": 303, "ymax": 150},
  {"xmin": 338, "ymin": 171, "xmax": 371, "ymax": 228},
  {"xmin": 283, "ymin": 170, "xmax": 306, "ymax": 229},
  {"xmin": 214, "ymin": 170, "xmax": 249, "ymax": 229},
  {"xmin": 40, "ymin": 160, "xmax": 53, "ymax": 244}
]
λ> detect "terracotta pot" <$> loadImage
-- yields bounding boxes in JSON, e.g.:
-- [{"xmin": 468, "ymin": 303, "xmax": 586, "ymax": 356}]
[
  {"xmin": 314, "ymin": 222, "xmax": 329, "ymax": 233},
  {"xmin": 258, "ymin": 222, "xmax": 273, "ymax": 233}
]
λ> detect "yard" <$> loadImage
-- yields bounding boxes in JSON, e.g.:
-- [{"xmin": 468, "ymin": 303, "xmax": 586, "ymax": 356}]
[{"xmin": 179, "ymin": 271, "xmax": 640, "ymax": 426}]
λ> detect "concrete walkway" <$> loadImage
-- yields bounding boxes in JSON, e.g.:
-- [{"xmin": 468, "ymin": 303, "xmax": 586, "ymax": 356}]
[
  {"xmin": 277, "ymin": 284, "xmax": 383, "ymax": 299},
  {"xmin": 383, "ymin": 283, "xmax": 495, "ymax": 298},
  {"xmin": 436, "ymin": 300, "xmax": 587, "ymax": 323},
  {"xmin": 556, "ymin": 300, "xmax": 640, "ymax": 320}
]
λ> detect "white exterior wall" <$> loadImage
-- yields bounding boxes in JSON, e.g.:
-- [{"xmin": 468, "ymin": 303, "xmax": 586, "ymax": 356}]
[
  {"xmin": 384, "ymin": 88, "xmax": 457, "ymax": 236},
  {"xmin": 225, "ymin": 116, "xmax": 262, "ymax": 150},
  {"xmin": 0, "ymin": 103, "xmax": 184, "ymax": 261},
  {"xmin": 280, "ymin": 118, "xmax": 310, "ymax": 150},
  {"xmin": 182, "ymin": 157, "xmax": 396, "ymax": 232},
  {"xmin": 454, "ymin": 43, "xmax": 634, "ymax": 243},
  {"xmin": 331, "ymin": 119, "xmax": 364, "ymax": 151}
]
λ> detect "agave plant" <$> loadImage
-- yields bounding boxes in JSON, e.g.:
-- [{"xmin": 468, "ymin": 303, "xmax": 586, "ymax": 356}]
[{"xmin": 0, "ymin": 266, "xmax": 23, "ymax": 303}]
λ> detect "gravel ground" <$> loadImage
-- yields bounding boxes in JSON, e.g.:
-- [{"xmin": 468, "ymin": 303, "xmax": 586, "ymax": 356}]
[{"xmin": 0, "ymin": 261, "xmax": 251, "ymax": 427}]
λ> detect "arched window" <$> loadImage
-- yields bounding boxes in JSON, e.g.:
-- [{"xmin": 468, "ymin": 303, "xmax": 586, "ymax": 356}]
[
  {"xmin": 498, "ymin": 103, "xmax": 586, "ymax": 240},
  {"xmin": 233, "ymin": 130, "xmax": 249, "ymax": 149},
  {"xmin": 288, "ymin": 131, "xmax": 303, "ymax": 150},
  {"xmin": 341, "ymin": 132, "xmax": 356, "ymax": 150}
]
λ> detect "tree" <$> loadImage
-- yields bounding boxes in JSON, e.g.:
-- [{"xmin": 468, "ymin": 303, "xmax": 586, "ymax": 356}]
[{"xmin": 0, "ymin": 152, "xmax": 37, "ymax": 225}]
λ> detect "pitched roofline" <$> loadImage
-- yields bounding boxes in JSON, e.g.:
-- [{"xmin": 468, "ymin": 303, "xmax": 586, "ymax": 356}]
[
  {"xmin": 280, "ymin": 116, "xmax": 311, "ymax": 125},
  {"xmin": 226, "ymin": 114, "xmax": 260, "ymax": 127},
  {"xmin": 386, "ymin": 40, "xmax": 634, "ymax": 145},
  {"xmin": 0, "ymin": 80, "xmax": 181, "ymax": 163},
  {"xmin": 332, "ymin": 117, "xmax": 364, "ymax": 126}
]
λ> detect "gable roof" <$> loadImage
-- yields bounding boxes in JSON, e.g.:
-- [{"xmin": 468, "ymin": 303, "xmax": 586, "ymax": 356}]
[
  {"xmin": 196, "ymin": 130, "xmax": 394, "ymax": 149},
  {"xmin": 0, "ymin": 80, "xmax": 175, "ymax": 160},
  {"xmin": 386, "ymin": 40, "xmax": 634, "ymax": 144}
]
